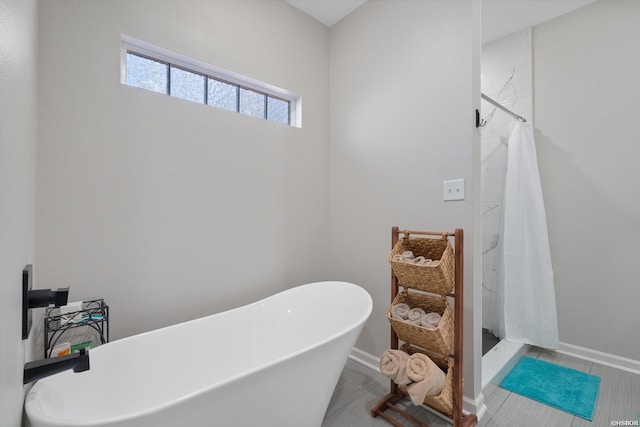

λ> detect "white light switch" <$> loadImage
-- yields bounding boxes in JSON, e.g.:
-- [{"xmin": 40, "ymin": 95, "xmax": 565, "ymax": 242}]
[{"xmin": 443, "ymin": 179, "xmax": 465, "ymax": 201}]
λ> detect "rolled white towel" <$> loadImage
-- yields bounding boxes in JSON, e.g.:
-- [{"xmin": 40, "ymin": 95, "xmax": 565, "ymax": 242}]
[
  {"xmin": 391, "ymin": 303, "xmax": 410, "ymax": 320},
  {"xmin": 401, "ymin": 251, "xmax": 415, "ymax": 260},
  {"xmin": 428, "ymin": 260, "xmax": 440, "ymax": 267},
  {"xmin": 379, "ymin": 349, "xmax": 411, "ymax": 386},
  {"xmin": 405, "ymin": 353, "xmax": 446, "ymax": 404},
  {"xmin": 413, "ymin": 257, "xmax": 433, "ymax": 266},
  {"xmin": 392, "ymin": 251, "xmax": 420, "ymax": 264},
  {"xmin": 420, "ymin": 312, "xmax": 442, "ymax": 330},
  {"xmin": 407, "ymin": 307, "xmax": 426, "ymax": 324}
]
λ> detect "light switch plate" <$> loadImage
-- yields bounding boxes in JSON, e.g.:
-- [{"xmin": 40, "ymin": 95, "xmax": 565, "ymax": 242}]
[{"xmin": 443, "ymin": 179, "xmax": 465, "ymax": 201}]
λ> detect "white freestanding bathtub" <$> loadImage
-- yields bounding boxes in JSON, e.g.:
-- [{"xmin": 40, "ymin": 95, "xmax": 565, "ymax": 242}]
[{"xmin": 25, "ymin": 281, "xmax": 372, "ymax": 427}]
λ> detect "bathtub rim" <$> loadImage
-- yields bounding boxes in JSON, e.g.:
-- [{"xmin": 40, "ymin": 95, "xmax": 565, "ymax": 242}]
[{"xmin": 25, "ymin": 280, "xmax": 373, "ymax": 427}]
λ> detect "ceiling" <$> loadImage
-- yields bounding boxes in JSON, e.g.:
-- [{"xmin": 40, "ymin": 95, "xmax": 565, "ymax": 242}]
[
  {"xmin": 286, "ymin": 0, "xmax": 598, "ymax": 44},
  {"xmin": 481, "ymin": 0, "xmax": 598, "ymax": 44},
  {"xmin": 285, "ymin": 0, "xmax": 367, "ymax": 27}
]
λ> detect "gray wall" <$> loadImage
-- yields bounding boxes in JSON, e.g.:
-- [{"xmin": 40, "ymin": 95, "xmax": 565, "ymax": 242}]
[
  {"xmin": 0, "ymin": 0, "xmax": 38, "ymax": 425},
  {"xmin": 36, "ymin": 0, "xmax": 331, "ymax": 340},
  {"xmin": 329, "ymin": 0, "xmax": 481, "ymax": 398},
  {"xmin": 534, "ymin": 0, "xmax": 640, "ymax": 361}
]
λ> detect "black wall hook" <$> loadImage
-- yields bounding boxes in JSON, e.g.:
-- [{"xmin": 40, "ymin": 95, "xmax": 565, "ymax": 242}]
[{"xmin": 475, "ymin": 109, "xmax": 487, "ymax": 128}]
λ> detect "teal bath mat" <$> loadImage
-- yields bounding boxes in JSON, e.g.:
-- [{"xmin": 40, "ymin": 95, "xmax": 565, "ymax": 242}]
[{"xmin": 500, "ymin": 356, "xmax": 600, "ymax": 420}]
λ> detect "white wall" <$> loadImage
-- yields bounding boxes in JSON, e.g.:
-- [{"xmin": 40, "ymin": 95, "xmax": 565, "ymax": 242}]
[
  {"xmin": 36, "ymin": 0, "xmax": 330, "ymax": 340},
  {"xmin": 534, "ymin": 0, "xmax": 640, "ymax": 361},
  {"xmin": 0, "ymin": 0, "xmax": 38, "ymax": 424},
  {"xmin": 480, "ymin": 29, "xmax": 532, "ymax": 333},
  {"xmin": 329, "ymin": 0, "xmax": 481, "ymax": 399}
]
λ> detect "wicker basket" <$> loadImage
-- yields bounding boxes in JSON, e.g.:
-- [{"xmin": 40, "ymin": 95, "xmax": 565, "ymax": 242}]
[
  {"xmin": 389, "ymin": 236, "xmax": 454, "ymax": 295},
  {"xmin": 399, "ymin": 344, "xmax": 453, "ymax": 416},
  {"xmin": 386, "ymin": 290, "xmax": 453, "ymax": 357}
]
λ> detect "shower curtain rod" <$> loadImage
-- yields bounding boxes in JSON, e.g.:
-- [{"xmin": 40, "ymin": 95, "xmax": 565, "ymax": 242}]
[{"xmin": 481, "ymin": 93, "xmax": 527, "ymax": 122}]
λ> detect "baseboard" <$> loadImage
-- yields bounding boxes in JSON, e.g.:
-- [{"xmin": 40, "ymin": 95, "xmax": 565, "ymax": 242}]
[
  {"xmin": 466, "ymin": 392, "xmax": 488, "ymax": 421},
  {"xmin": 349, "ymin": 346, "xmax": 380, "ymax": 372},
  {"xmin": 481, "ymin": 340, "xmax": 529, "ymax": 389},
  {"xmin": 557, "ymin": 341, "xmax": 640, "ymax": 376},
  {"xmin": 349, "ymin": 347, "xmax": 486, "ymax": 418}
]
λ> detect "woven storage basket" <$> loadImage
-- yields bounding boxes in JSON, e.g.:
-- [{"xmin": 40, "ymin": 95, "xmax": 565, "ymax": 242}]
[
  {"xmin": 386, "ymin": 290, "xmax": 454, "ymax": 357},
  {"xmin": 389, "ymin": 236, "xmax": 454, "ymax": 295},
  {"xmin": 399, "ymin": 344, "xmax": 453, "ymax": 416}
]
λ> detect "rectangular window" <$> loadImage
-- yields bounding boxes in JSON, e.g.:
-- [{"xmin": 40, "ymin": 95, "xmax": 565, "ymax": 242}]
[
  {"xmin": 121, "ymin": 36, "xmax": 300, "ymax": 127},
  {"xmin": 239, "ymin": 88, "xmax": 266, "ymax": 119},
  {"xmin": 170, "ymin": 65, "xmax": 205, "ymax": 104},
  {"xmin": 267, "ymin": 96, "xmax": 290, "ymax": 125},
  {"xmin": 208, "ymin": 78, "xmax": 238, "ymax": 112},
  {"xmin": 125, "ymin": 53, "xmax": 167, "ymax": 94}
]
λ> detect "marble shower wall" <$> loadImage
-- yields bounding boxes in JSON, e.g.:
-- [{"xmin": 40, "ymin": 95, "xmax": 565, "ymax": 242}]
[{"xmin": 481, "ymin": 29, "xmax": 532, "ymax": 333}]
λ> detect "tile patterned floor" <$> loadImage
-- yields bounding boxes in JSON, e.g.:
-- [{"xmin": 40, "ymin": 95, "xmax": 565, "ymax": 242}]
[
  {"xmin": 323, "ymin": 348, "xmax": 640, "ymax": 426},
  {"xmin": 322, "ymin": 357, "xmax": 453, "ymax": 426}
]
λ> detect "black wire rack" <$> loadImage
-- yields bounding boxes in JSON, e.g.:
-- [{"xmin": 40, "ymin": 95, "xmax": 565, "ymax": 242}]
[{"xmin": 44, "ymin": 299, "xmax": 109, "ymax": 358}]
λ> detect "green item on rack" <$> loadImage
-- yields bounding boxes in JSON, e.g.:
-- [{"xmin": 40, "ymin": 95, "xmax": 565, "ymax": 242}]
[{"xmin": 71, "ymin": 341, "xmax": 92, "ymax": 353}]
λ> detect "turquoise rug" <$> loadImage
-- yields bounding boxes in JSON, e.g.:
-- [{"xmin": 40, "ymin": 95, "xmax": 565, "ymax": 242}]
[{"xmin": 500, "ymin": 356, "xmax": 600, "ymax": 420}]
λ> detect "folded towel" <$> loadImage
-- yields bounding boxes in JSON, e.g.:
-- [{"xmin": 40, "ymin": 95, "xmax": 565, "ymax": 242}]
[
  {"xmin": 391, "ymin": 303, "xmax": 411, "ymax": 320},
  {"xmin": 405, "ymin": 353, "xmax": 446, "ymax": 404},
  {"xmin": 407, "ymin": 307, "xmax": 426, "ymax": 324},
  {"xmin": 420, "ymin": 312, "xmax": 442, "ymax": 330},
  {"xmin": 379, "ymin": 349, "xmax": 411, "ymax": 386},
  {"xmin": 428, "ymin": 260, "xmax": 440, "ymax": 267}
]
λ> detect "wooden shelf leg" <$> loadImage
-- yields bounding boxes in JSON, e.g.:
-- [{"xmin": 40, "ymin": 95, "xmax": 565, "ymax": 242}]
[
  {"xmin": 370, "ymin": 392, "xmax": 402, "ymax": 417},
  {"xmin": 460, "ymin": 413, "xmax": 478, "ymax": 427},
  {"xmin": 371, "ymin": 392, "xmax": 431, "ymax": 427},
  {"xmin": 376, "ymin": 411, "xmax": 405, "ymax": 427}
]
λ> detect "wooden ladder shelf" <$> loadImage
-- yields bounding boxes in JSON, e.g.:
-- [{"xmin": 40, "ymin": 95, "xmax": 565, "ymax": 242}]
[{"xmin": 370, "ymin": 226, "xmax": 477, "ymax": 427}]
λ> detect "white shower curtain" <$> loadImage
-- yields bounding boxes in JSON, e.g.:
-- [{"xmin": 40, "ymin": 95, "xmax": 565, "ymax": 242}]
[{"xmin": 497, "ymin": 121, "xmax": 559, "ymax": 349}]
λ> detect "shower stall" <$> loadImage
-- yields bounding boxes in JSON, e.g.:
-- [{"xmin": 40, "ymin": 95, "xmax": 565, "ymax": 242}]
[{"xmin": 480, "ymin": 29, "xmax": 541, "ymax": 388}]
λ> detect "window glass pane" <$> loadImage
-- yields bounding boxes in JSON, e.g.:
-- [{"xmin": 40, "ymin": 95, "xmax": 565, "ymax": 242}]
[
  {"xmin": 267, "ymin": 96, "xmax": 290, "ymax": 125},
  {"xmin": 239, "ymin": 88, "xmax": 266, "ymax": 119},
  {"xmin": 126, "ymin": 52, "xmax": 167, "ymax": 94},
  {"xmin": 170, "ymin": 66, "xmax": 205, "ymax": 103},
  {"xmin": 208, "ymin": 79, "xmax": 237, "ymax": 112},
  {"xmin": 123, "ymin": 40, "xmax": 297, "ymax": 126}
]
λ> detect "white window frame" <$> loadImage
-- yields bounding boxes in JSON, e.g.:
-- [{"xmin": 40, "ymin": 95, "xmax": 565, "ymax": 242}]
[{"xmin": 120, "ymin": 34, "xmax": 302, "ymax": 128}]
